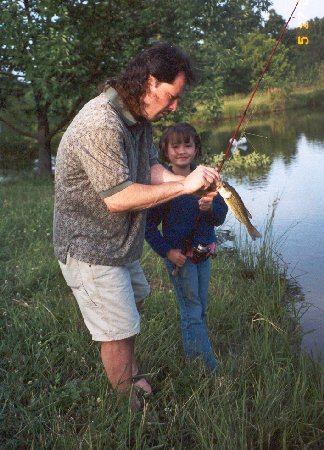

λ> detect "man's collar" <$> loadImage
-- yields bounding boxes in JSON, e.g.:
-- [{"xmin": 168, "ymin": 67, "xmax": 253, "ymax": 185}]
[{"xmin": 104, "ymin": 87, "xmax": 138, "ymax": 126}]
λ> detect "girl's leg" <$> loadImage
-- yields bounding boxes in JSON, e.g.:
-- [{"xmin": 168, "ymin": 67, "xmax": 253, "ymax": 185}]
[
  {"xmin": 197, "ymin": 259, "xmax": 218, "ymax": 369},
  {"xmin": 165, "ymin": 258, "xmax": 218, "ymax": 371},
  {"xmin": 198, "ymin": 258, "xmax": 211, "ymax": 324}
]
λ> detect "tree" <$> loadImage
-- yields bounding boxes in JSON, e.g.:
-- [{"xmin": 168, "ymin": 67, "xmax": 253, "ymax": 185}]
[
  {"xmin": 240, "ymin": 32, "xmax": 294, "ymax": 90},
  {"xmin": 172, "ymin": 0, "xmax": 272, "ymax": 117},
  {"xmin": 0, "ymin": 0, "xmax": 158, "ymax": 175},
  {"xmin": 214, "ymin": 0, "xmax": 273, "ymax": 95},
  {"xmin": 0, "ymin": 0, "xmax": 273, "ymax": 173},
  {"xmin": 263, "ymin": 8, "xmax": 286, "ymax": 38},
  {"xmin": 286, "ymin": 18, "xmax": 324, "ymax": 85}
]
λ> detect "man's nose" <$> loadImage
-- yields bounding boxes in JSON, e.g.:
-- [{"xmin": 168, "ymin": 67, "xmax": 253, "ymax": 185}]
[{"xmin": 168, "ymin": 99, "xmax": 179, "ymax": 111}]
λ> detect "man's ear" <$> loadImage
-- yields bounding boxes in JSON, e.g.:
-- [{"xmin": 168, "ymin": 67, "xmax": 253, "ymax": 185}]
[{"xmin": 148, "ymin": 75, "xmax": 159, "ymax": 90}]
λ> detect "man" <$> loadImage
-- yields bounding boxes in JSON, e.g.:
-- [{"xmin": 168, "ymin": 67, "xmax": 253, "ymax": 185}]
[{"xmin": 54, "ymin": 42, "xmax": 219, "ymax": 408}]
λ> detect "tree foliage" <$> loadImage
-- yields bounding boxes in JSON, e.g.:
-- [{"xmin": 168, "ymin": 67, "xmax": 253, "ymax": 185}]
[
  {"xmin": 241, "ymin": 32, "xmax": 294, "ymax": 89},
  {"xmin": 263, "ymin": 8, "xmax": 286, "ymax": 38},
  {"xmin": 0, "ymin": 0, "xmax": 162, "ymax": 173},
  {"xmin": 2, "ymin": 0, "xmax": 321, "ymax": 174},
  {"xmin": 286, "ymin": 18, "xmax": 324, "ymax": 85}
]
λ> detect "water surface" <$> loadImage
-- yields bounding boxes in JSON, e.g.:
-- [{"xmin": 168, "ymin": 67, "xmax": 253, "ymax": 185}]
[{"xmin": 204, "ymin": 109, "xmax": 324, "ymax": 362}]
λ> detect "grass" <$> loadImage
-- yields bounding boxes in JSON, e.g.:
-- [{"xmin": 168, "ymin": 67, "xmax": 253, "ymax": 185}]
[
  {"xmin": 220, "ymin": 83, "xmax": 324, "ymax": 120},
  {"xmin": 1, "ymin": 176, "xmax": 323, "ymax": 449}
]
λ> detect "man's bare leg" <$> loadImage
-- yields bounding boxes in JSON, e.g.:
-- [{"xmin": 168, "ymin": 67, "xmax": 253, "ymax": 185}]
[
  {"xmin": 101, "ymin": 300, "xmax": 144, "ymax": 391},
  {"xmin": 131, "ymin": 300, "xmax": 152, "ymax": 394},
  {"xmin": 101, "ymin": 336, "xmax": 143, "ymax": 410},
  {"xmin": 101, "ymin": 337, "xmax": 134, "ymax": 393},
  {"xmin": 100, "ymin": 300, "xmax": 152, "ymax": 399},
  {"xmin": 101, "ymin": 336, "xmax": 152, "ymax": 396}
]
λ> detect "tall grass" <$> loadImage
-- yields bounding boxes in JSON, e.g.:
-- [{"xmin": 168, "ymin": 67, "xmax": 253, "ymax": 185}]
[
  {"xmin": 1, "ymin": 176, "xmax": 323, "ymax": 449},
  {"xmin": 220, "ymin": 84, "xmax": 324, "ymax": 120}
]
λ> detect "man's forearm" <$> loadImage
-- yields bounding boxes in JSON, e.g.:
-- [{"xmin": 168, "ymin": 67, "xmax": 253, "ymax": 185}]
[
  {"xmin": 104, "ymin": 164, "xmax": 219, "ymax": 212},
  {"xmin": 104, "ymin": 181, "xmax": 185, "ymax": 212},
  {"xmin": 150, "ymin": 163, "xmax": 184, "ymax": 184}
]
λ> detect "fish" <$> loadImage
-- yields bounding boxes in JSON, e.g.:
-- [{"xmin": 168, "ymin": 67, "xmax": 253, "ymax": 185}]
[{"xmin": 218, "ymin": 180, "xmax": 261, "ymax": 240}]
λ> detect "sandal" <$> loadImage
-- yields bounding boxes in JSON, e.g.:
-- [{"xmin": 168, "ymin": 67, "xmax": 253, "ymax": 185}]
[{"xmin": 132, "ymin": 368, "xmax": 155, "ymax": 397}]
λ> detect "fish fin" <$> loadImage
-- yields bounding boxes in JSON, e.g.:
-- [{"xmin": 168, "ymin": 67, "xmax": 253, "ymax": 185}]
[
  {"xmin": 249, "ymin": 226, "xmax": 262, "ymax": 240},
  {"xmin": 246, "ymin": 208, "xmax": 252, "ymax": 219}
]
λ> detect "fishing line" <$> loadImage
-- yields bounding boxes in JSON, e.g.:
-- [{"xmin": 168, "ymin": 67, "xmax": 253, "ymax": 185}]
[
  {"xmin": 244, "ymin": 132, "xmax": 269, "ymax": 139},
  {"xmin": 172, "ymin": 1, "xmax": 301, "ymax": 276},
  {"xmin": 235, "ymin": 104, "xmax": 259, "ymax": 147},
  {"xmin": 217, "ymin": 0, "xmax": 301, "ymax": 173},
  {"xmin": 246, "ymin": 136, "xmax": 260, "ymax": 154},
  {"xmin": 244, "ymin": 129, "xmax": 270, "ymax": 153}
]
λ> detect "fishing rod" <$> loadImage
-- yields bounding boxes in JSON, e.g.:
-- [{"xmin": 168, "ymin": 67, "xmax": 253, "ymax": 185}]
[
  {"xmin": 172, "ymin": 0, "xmax": 301, "ymax": 276},
  {"xmin": 217, "ymin": 0, "xmax": 301, "ymax": 173}
]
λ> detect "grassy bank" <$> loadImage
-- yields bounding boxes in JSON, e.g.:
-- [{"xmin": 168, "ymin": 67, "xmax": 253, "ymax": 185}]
[
  {"xmin": 220, "ymin": 83, "xmax": 324, "ymax": 120},
  {"xmin": 1, "ymin": 176, "xmax": 323, "ymax": 449}
]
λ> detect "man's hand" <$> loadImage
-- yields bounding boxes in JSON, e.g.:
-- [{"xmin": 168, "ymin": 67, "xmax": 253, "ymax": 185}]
[
  {"xmin": 183, "ymin": 165, "xmax": 220, "ymax": 194},
  {"xmin": 166, "ymin": 249, "xmax": 186, "ymax": 267}
]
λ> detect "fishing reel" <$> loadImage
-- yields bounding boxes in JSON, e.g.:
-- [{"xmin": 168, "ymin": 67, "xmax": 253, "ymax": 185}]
[{"xmin": 191, "ymin": 243, "xmax": 213, "ymax": 264}]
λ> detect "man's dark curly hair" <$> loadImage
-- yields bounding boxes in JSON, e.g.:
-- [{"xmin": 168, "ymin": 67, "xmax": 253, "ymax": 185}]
[
  {"xmin": 108, "ymin": 42, "xmax": 195, "ymax": 118},
  {"xmin": 159, "ymin": 123, "xmax": 202, "ymax": 163}
]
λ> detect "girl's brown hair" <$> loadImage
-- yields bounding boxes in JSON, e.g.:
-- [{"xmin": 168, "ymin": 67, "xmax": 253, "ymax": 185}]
[{"xmin": 159, "ymin": 123, "xmax": 202, "ymax": 163}]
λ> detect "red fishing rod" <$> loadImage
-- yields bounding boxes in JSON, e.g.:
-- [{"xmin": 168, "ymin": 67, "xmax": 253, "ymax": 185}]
[
  {"xmin": 217, "ymin": 0, "xmax": 301, "ymax": 173},
  {"xmin": 172, "ymin": 1, "xmax": 300, "ymax": 276}
]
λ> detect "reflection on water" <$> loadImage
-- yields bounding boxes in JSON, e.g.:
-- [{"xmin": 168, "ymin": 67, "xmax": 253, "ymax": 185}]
[{"xmin": 202, "ymin": 109, "xmax": 324, "ymax": 363}]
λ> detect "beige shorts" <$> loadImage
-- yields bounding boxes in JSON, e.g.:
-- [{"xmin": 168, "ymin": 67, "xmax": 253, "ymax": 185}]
[{"xmin": 59, "ymin": 254, "xmax": 150, "ymax": 341}]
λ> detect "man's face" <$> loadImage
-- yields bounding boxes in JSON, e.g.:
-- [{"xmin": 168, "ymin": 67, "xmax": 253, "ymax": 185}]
[{"xmin": 141, "ymin": 72, "xmax": 186, "ymax": 122}]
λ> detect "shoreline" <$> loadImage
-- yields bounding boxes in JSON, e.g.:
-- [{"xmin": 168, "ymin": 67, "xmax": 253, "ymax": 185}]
[
  {"xmin": 219, "ymin": 83, "xmax": 324, "ymax": 121},
  {"xmin": 191, "ymin": 83, "xmax": 324, "ymax": 124}
]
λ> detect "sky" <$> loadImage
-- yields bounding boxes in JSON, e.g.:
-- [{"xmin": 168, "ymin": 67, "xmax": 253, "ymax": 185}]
[{"xmin": 269, "ymin": 0, "xmax": 323, "ymax": 28}]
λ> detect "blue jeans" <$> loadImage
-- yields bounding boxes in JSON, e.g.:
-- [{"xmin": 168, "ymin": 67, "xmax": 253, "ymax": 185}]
[{"xmin": 164, "ymin": 257, "xmax": 218, "ymax": 371}]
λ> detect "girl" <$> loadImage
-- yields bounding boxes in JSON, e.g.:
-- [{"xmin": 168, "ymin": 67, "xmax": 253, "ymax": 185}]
[{"xmin": 145, "ymin": 123, "xmax": 228, "ymax": 371}]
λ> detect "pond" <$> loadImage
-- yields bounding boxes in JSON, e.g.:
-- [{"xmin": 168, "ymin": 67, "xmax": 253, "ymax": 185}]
[
  {"xmin": 203, "ymin": 108, "xmax": 324, "ymax": 363},
  {"xmin": 1, "ymin": 108, "xmax": 323, "ymax": 363}
]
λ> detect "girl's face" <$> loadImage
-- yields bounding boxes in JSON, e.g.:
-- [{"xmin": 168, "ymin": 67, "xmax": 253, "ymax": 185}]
[{"xmin": 167, "ymin": 136, "xmax": 197, "ymax": 170}]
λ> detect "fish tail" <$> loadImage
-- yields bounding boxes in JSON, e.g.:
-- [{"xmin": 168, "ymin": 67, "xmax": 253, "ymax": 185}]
[{"xmin": 248, "ymin": 225, "xmax": 262, "ymax": 240}]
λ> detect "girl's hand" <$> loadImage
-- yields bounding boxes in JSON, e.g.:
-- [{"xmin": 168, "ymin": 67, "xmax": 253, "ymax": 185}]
[
  {"xmin": 166, "ymin": 249, "xmax": 186, "ymax": 267},
  {"xmin": 198, "ymin": 191, "xmax": 217, "ymax": 212}
]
